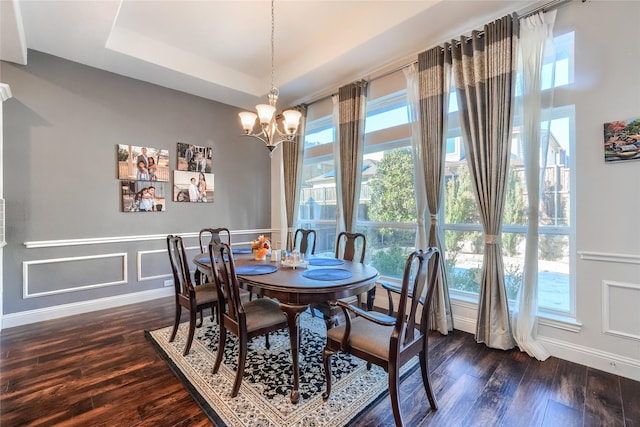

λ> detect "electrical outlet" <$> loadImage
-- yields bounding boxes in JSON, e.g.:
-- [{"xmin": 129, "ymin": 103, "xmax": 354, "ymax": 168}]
[{"xmin": 164, "ymin": 279, "xmax": 174, "ymax": 287}]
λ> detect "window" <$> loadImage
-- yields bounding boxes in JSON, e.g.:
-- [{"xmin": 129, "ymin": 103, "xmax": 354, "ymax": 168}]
[{"xmin": 443, "ymin": 32, "xmax": 575, "ymax": 316}]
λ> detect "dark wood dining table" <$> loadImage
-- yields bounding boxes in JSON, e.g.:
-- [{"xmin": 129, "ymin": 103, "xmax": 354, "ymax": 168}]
[{"xmin": 193, "ymin": 251, "xmax": 379, "ymax": 403}]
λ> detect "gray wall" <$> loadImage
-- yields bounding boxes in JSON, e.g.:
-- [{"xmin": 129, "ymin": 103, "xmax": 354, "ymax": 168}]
[{"xmin": 2, "ymin": 50, "xmax": 271, "ymax": 315}]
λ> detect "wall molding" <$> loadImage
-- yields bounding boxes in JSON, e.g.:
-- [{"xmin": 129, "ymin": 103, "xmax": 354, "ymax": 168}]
[
  {"xmin": 2, "ymin": 287, "xmax": 172, "ymax": 329},
  {"xmin": 578, "ymin": 250, "xmax": 640, "ymax": 264},
  {"xmin": 23, "ymin": 253, "xmax": 127, "ymax": 298},
  {"xmin": 136, "ymin": 248, "xmax": 172, "ymax": 282},
  {"xmin": 602, "ymin": 280, "xmax": 640, "ymax": 341},
  {"xmin": 23, "ymin": 228, "xmax": 276, "ymax": 249}
]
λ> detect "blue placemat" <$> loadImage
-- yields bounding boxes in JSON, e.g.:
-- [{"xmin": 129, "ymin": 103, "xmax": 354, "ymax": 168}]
[
  {"xmin": 302, "ymin": 268, "xmax": 353, "ymax": 281},
  {"xmin": 233, "ymin": 248, "xmax": 252, "ymax": 254},
  {"xmin": 235, "ymin": 264, "xmax": 278, "ymax": 275},
  {"xmin": 197, "ymin": 256, "xmax": 236, "ymax": 263},
  {"xmin": 308, "ymin": 258, "xmax": 345, "ymax": 266}
]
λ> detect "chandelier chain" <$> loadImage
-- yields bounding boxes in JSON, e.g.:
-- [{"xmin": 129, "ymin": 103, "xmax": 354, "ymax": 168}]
[{"xmin": 271, "ymin": 0, "xmax": 275, "ymax": 92}]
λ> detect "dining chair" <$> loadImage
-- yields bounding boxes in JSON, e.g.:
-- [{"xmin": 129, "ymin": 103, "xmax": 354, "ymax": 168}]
[
  {"xmin": 293, "ymin": 228, "xmax": 316, "ymax": 257},
  {"xmin": 322, "ymin": 247, "xmax": 440, "ymax": 427},
  {"xmin": 208, "ymin": 240, "xmax": 288, "ymax": 397},
  {"xmin": 198, "ymin": 227, "xmax": 231, "ymax": 253},
  {"xmin": 313, "ymin": 231, "xmax": 367, "ymax": 327},
  {"xmin": 166, "ymin": 234, "xmax": 218, "ymax": 356},
  {"xmin": 196, "ymin": 227, "xmax": 231, "ymax": 284}
]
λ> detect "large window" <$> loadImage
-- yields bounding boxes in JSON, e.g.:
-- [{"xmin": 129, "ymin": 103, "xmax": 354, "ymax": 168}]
[
  {"xmin": 443, "ymin": 32, "xmax": 575, "ymax": 316},
  {"xmin": 298, "ymin": 32, "xmax": 575, "ymax": 317}
]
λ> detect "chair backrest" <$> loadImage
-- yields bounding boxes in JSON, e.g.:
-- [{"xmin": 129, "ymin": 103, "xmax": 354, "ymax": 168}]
[
  {"xmin": 199, "ymin": 227, "xmax": 231, "ymax": 253},
  {"xmin": 335, "ymin": 231, "xmax": 366, "ymax": 263},
  {"xmin": 294, "ymin": 228, "xmax": 316, "ymax": 256},
  {"xmin": 208, "ymin": 240, "xmax": 245, "ymax": 323},
  {"xmin": 394, "ymin": 248, "xmax": 440, "ymax": 350},
  {"xmin": 167, "ymin": 234, "xmax": 195, "ymax": 298}
]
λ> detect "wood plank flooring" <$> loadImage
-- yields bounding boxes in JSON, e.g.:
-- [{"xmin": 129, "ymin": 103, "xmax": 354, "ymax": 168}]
[{"xmin": 1, "ymin": 297, "xmax": 638, "ymax": 426}]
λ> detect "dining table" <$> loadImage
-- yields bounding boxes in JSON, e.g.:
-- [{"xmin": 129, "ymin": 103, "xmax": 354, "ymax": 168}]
[{"xmin": 192, "ymin": 249, "xmax": 379, "ymax": 404}]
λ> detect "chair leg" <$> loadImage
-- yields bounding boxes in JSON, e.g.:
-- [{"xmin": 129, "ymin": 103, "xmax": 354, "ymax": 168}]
[
  {"xmin": 212, "ymin": 327, "xmax": 226, "ymax": 374},
  {"xmin": 321, "ymin": 348, "xmax": 334, "ymax": 400},
  {"xmin": 183, "ymin": 310, "xmax": 197, "ymax": 356},
  {"xmin": 196, "ymin": 309, "xmax": 204, "ymax": 327},
  {"xmin": 386, "ymin": 289, "xmax": 394, "ymax": 316},
  {"xmin": 265, "ymin": 333, "xmax": 270, "ymax": 349},
  {"xmin": 169, "ymin": 304, "xmax": 181, "ymax": 342},
  {"xmin": 419, "ymin": 350, "xmax": 438, "ymax": 410},
  {"xmin": 232, "ymin": 337, "xmax": 247, "ymax": 397},
  {"xmin": 389, "ymin": 364, "xmax": 404, "ymax": 427}
]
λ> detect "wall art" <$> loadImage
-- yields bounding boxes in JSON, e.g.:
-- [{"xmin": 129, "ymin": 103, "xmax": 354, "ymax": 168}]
[
  {"xmin": 117, "ymin": 145, "xmax": 170, "ymax": 181},
  {"xmin": 176, "ymin": 142, "xmax": 212, "ymax": 173},
  {"xmin": 604, "ymin": 118, "xmax": 640, "ymax": 162},
  {"xmin": 173, "ymin": 170, "xmax": 214, "ymax": 203},
  {"xmin": 121, "ymin": 180, "xmax": 167, "ymax": 212}
]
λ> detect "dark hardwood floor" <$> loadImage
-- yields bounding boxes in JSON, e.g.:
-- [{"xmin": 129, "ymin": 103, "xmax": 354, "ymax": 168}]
[{"xmin": 1, "ymin": 297, "xmax": 638, "ymax": 426}]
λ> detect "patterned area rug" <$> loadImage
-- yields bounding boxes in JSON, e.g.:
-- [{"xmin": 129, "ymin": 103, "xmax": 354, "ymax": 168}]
[{"xmin": 146, "ymin": 312, "xmax": 417, "ymax": 426}]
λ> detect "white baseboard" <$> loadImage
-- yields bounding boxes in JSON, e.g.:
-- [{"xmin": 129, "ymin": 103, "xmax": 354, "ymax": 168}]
[
  {"xmin": 1, "ymin": 287, "xmax": 173, "ymax": 329},
  {"xmin": 539, "ymin": 336, "xmax": 640, "ymax": 382},
  {"xmin": 449, "ymin": 316, "xmax": 640, "ymax": 382}
]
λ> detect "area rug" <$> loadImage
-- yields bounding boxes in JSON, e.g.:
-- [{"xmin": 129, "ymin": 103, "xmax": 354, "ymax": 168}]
[{"xmin": 146, "ymin": 312, "xmax": 417, "ymax": 426}]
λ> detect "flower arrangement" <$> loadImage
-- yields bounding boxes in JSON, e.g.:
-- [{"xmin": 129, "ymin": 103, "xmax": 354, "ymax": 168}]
[{"xmin": 251, "ymin": 235, "xmax": 271, "ymax": 259}]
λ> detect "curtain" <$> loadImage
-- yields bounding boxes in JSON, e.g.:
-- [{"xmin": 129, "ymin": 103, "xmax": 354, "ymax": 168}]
[
  {"xmin": 336, "ymin": 81, "xmax": 367, "ymax": 232},
  {"xmin": 512, "ymin": 10, "xmax": 557, "ymax": 360},
  {"xmin": 451, "ymin": 15, "xmax": 517, "ymax": 350},
  {"xmin": 405, "ymin": 47, "xmax": 454, "ymax": 334},
  {"xmin": 282, "ymin": 105, "xmax": 307, "ymax": 251}
]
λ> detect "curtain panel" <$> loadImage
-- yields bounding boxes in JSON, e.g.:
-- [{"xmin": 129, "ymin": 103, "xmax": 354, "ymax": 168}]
[
  {"xmin": 512, "ymin": 10, "xmax": 557, "ymax": 360},
  {"xmin": 413, "ymin": 47, "xmax": 454, "ymax": 334},
  {"xmin": 451, "ymin": 15, "xmax": 517, "ymax": 350},
  {"xmin": 282, "ymin": 104, "xmax": 307, "ymax": 250},
  {"xmin": 337, "ymin": 81, "xmax": 368, "ymax": 232}
]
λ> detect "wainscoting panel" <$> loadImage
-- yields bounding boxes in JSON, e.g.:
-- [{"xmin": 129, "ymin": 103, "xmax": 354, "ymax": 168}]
[
  {"xmin": 23, "ymin": 253, "xmax": 127, "ymax": 298},
  {"xmin": 137, "ymin": 249, "xmax": 172, "ymax": 282},
  {"xmin": 603, "ymin": 280, "xmax": 640, "ymax": 341}
]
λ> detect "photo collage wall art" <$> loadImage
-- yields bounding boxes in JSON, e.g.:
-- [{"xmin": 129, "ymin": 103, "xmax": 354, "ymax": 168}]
[{"xmin": 117, "ymin": 143, "xmax": 214, "ymax": 212}]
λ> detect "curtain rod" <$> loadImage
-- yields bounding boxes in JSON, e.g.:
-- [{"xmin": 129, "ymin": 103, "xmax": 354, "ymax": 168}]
[{"xmin": 308, "ymin": 0, "xmax": 575, "ymax": 106}]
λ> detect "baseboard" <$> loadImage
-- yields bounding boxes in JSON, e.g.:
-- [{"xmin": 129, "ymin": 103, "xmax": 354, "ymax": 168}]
[
  {"xmin": 538, "ymin": 336, "xmax": 640, "ymax": 382},
  {"xmin": 1, "ymin": 287, "xmax": 173, "ymax": 329},
  {"xmin": 450, "ymin": 316, "xmax": 640, "ymax": 382}
]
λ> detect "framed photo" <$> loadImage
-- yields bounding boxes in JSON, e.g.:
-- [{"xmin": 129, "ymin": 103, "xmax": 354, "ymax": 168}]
[
  {"xmin": 173, "ymin": 170, "xmax": 214, "ymax": 203},
  {"xmin": 604, "ymin": 118, "xmax": 640, "ymax": 162},
  {"xmin": 117, "ymin": 144, "xmax": 170, "ymax": 181},
  {"xmin": 121, "ymin": 180, "xmax": 167, "ymax": 212},
  {"xmin": 177, "ymin": 142, "xmax": 212, "ymax": 173}
]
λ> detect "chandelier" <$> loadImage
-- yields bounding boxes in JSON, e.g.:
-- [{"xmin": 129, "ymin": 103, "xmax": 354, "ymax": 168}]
[{"xmin": 238, "ymin": 0, "xmax": 301, "ymax": 154}]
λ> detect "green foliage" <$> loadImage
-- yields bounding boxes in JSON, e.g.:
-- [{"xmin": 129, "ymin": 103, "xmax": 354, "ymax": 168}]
[
  {"xmin": 370, "ymin": 246, "xmax": 410, "ymax": 279},
  {"xmin": 368, "ymin": 149, "xmax": 416, "ymax": 224},
  {"xmin": 444, "ymin": 165, "xmax": 479, "ymax": 257},
  {"xmin": 503, "ymin": 169, "xmax": 527, "ymax": 256},
  {"xmin": 117, "ymin": 147, "xmax": 129, "ymax": 162}
]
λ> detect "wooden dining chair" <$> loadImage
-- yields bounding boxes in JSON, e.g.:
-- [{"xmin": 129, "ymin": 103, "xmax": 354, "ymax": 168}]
[
  {"xmin": 313, "ymin": 231, "xmax": 367, "ymax": 327},
  {"xmin": 208, "ymin": 240, "xmax": 288, "ymax": 397},
  {"xmin": 322, "ymin": 248, "xmax": 440, "ymax": 426},
  {"xmin": 198, "ymin": 227, "xmax": 231, "ymax": 252},
  {"xmin": 293, "ymin": 228, "xmax": 316, "ymax": 257},
  {"xmin": 166, "ymin": 234, "xmax": 218, "ymax": 356}
]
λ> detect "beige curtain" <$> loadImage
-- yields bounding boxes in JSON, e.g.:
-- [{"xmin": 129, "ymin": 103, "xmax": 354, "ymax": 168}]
[
  {"xmin": 337, "ymin": 81, "xmax": 367, "ymax": 232},
  {"xmin": 282, "ymin": 104, "xmax": 307, "ymax": 250},
  {"xmin": 415, "ymin": 47, "xmax": 454, "ymax": 334},
  {"xmin": 451, "ymin": 16, "xmax": 517, "ymax": 350}
]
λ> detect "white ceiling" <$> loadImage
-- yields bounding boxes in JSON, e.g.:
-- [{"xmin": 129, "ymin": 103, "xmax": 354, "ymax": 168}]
[{"xmin": 0, "ymin": 0, "xmax": 538, "ymax": 110}]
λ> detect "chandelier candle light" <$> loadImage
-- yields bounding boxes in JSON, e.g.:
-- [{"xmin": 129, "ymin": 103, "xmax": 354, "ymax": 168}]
[{"xmin": 238, "ymin": 0, "xmax": 301, "ymax": 154}]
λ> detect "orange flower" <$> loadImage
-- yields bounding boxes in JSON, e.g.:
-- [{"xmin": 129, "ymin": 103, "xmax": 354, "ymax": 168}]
[
  {"xmin": 251, "ymin": 235, "xmax": 271, "ymax": 251},
  {"xmin": 256, "ymin": 247, "xmax": 268, "ymax": 257}
]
